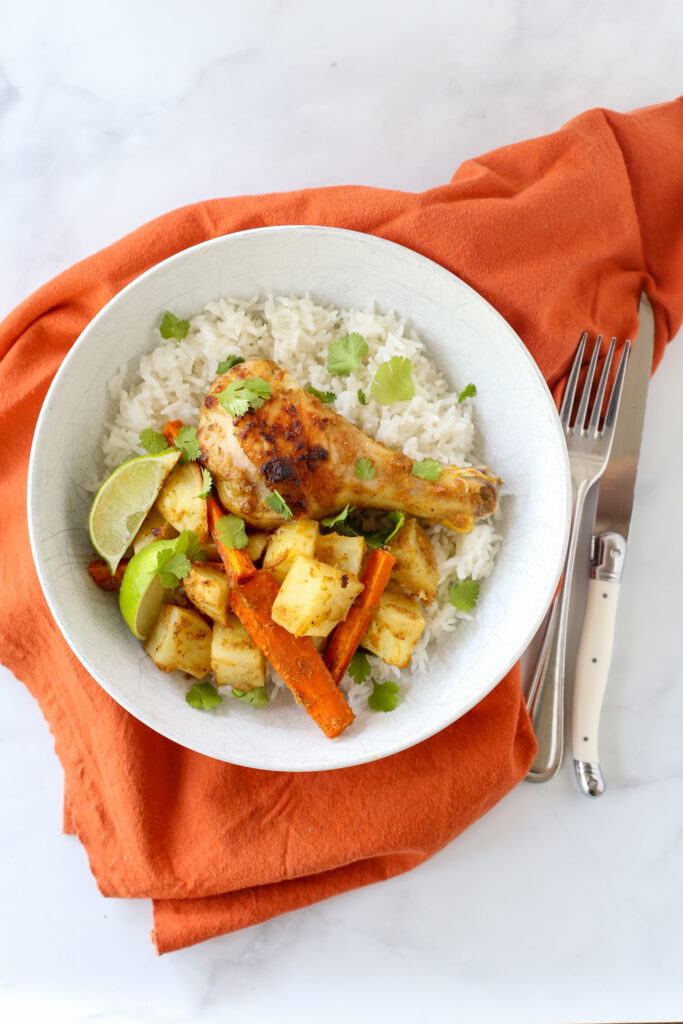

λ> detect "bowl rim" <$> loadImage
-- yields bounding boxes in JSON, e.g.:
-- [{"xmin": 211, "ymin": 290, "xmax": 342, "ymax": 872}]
[{"xmin": 27, "ymin": 225, "xmax": 571, "ymax": 770}]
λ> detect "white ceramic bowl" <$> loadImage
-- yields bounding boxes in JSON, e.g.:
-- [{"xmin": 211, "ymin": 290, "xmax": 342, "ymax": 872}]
[{"xmin": 28, "ymin": 226, "xmax": 570, "ymax": 771}]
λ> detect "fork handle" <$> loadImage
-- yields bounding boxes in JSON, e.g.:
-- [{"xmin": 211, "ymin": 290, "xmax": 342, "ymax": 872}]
[
  {"xmin": 572, "ymin": 532, "xmax": 626, "ymax": 797},
  {"xmin": 526, "ymin": 479, "xmax": 590, "ymax": 782}
]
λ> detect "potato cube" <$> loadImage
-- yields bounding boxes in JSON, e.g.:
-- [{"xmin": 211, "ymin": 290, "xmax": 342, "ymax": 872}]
[
  {"xmin": 155, "ymin": 463, "xmax": 209, "ymax": 542},
  {"xmin": 315, "ymin": 532, "xmax": 366, "ymax": 577},
  {"xmin": 387, "ymin": 517, "xmax": 439, "ymax": 605},
  {"xmin": 211, "ymin": 615, "xmax": 267, "ymax": 690},
  {"xmin": 361, "ymin": 585, "xmax": 426, "ymax": 668},
  {"xmin": 133, "ymin": 507, "xmax": 178, "ymax": 554},
  {"xmin": 144, "ymin": 604, "xmax": 212, "ymax": 679},
  {"xmin": 183, "ymin": 564, "xmax": 230, "ymax": 624},
  {"xmin": 246, "ymin": 530, "xmax": 271, "ymax": 562},
  {"xmin": 262, "ymin": 519, "xmax": 319, "ymax": 584},
  {"xmin": 271, "ymin": 555, "xmax": 364, "ymax": 637}
]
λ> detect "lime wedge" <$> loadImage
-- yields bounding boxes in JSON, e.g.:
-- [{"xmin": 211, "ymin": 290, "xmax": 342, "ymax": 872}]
[
  {"xmin": 119, "ymin": 539, "xmax": 178, "ymax": 640},
  {"xmin": 88, "ymin": 450, "xmax": 180, "ymax": 572}
]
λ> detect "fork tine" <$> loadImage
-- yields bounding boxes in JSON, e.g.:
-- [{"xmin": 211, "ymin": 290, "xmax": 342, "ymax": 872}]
[
  {"xmin": 587, "ymin": 335, "xmax": 616, "ymax": 434},
  {"xmin": 560, "ymin": 332, "xmax": 587, "ymax": 428},
  {"xmin": 603, "ymin": 340, "xmax": 631, "ymax": 432},
  {"xmin": 575, "ymin": 334, "xmax": 602, "ymax": 432}
]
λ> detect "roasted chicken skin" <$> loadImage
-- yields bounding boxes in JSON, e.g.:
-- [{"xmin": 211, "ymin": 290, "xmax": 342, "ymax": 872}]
[{"xmin": 198, "ymin": 358, "xmax": 500, "ymax": 531}]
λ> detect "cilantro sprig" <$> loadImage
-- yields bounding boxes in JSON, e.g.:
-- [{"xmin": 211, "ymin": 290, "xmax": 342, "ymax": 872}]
[
  {"xmin": 306, "ymin": 384, "xmax": 336, "ymax": 404},
  {"xmin": 155, "ymin": 530, "xmax": 207, "ymax": 587},
  {"xmin": 160, "ymin": 311, "xmax": 190, "ymax": 341},
  {"xmin": 371, "ymin": 356, "xmax": 415, "ymax": 405},
  {"xmin": 320, "ymin": 504, "xmax": 357, "ymax": 530},
  {"xmin": 232, "ymin": 687, "xmax": 269, "ymax": 707},
  {"xmin": 368, "ymin": 679, "xmax": 400, "ymax": 712},
  {"xmin": 175, "ymin": 425, "xmax": 201, "ymax": 464},
  {"xmin": 355, "ymin": 457, "xmax": 376, "ymax": 480},
  {"xmin": 411, "ymin": 458, "xmax": 443, "ymax": 482},
  {"xmin": 365, "ymin": 510, "xmax": 405, "ymax": 549},
  {"xmin": 327, "ymin": 333, "xmax": 369, "ymax": 376},
  {"xmin": 217, "ymin": 354, "xmax": 245, "ymax": 375},
  {"xmin": 186, "ymin": 682, "xmax": 223, "ymax": 711},
  {"xmin": 320, "ymin": 506, "xmax": 404, "ymax": 547},
  {"xmin": 266, "ymin": 490, "xmax": 293, "ymax": 520},
  {"xmin": 357, "ymin": 388, "xmax": 368, "ymax": 405},
  {"xmin": 196, "ymin": 467, "xmax": 212, "ymax": 499},
  {"xmin": 348, "ymin": 650, "xmax": 373, "ymax": 686},
  {"xmin": 155, "ymin": 550, "xmax": 191, "ymax": 589},
  {"xmin": 448, "ymin": 578, "xmax": 480, "ymax": 612},
  {"xmin": 215, "ymin": 514, "xmax": 249, "ymax": 550},
  {"xmin": 139, "ymin": 429, "xmax": 170, "ymax": 455},
  {"xmin": 216, "ymin": 378, "xmax": 272, "ymax": 417},
  {"xmin": 458, "ymin": 383, "xmax": 477, "ymax": 403}
]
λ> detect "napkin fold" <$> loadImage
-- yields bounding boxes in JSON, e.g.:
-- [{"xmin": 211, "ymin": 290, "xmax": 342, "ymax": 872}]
[{"xmin": 1, "ymin": 98, "xmax": 682, "ymax": 954}]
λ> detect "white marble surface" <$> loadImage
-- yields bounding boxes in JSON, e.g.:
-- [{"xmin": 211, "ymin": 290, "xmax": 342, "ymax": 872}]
[{"xmin": 1, "ymin": 2, "xmax": 682, "ymax": 1022}]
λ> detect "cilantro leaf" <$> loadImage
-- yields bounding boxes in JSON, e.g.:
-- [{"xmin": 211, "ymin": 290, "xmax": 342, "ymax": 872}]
[
  {"xmin": 355, "ymin": 457, "xmax": 376, "ymax": 480},
  {"xmin": 306, "ymin": 384, "xmax": 336, "ymax": 404},
  {"xmin": 160, "ymin": 311, "xmax": 190, "ymax": 341},
  {"xmin": 357, "ymin": 388, "xmax": 368, "ymax": 405},
  {"xmin": 368, "ymin": 679, "xmax": 400, "ymax": 712},
  {"xmin": 371, "ymin": 357, "xmax": 415, "ymax": 405},
  {"xmin": 232, "ymin": 687, "xmax": 269, "ymax": 707},
  {"xmin": 155, "ymin": 549, "xmax": 191, "ymax": 589},
  {"xmin": 174, "ymin": 530, "xmax": 203, "ymax": 559},
  {"xmin": 365, "ymin": 510, "xmax": 405, "ymax": 549},
  {"xmin": 216, "ymin": 378, "xmax": 272, "ymax": 417},
  {"xmin": 215, "ymin": 514, "xmax": 248, "ymax": 550},
  {"xmin": 458, "ymin": 383, "xmax": 477, "ymax": 403},
  {"xmin": 139, "ymin": 428, "xmax": 170, "ymax": 455},
  {"xmin": 266, "ymin": 490, "xmax": 293, "ymax": 520},
  {"xmin": 186, "ymin": 682, "xmax": 223, "ymax": 711},
  {"xmin": 348, "ymin": 650, "xmax": 372, "ymax": 685},
  {"xmin": 327, "ymin": 333, "xmax": 369, "ymax": 376},
  {"xmin": 196, "ymin": 467, "xmax": 212, "ymax": 499},
  {"xmin": 320, "ymin": 504, "xmax": 355, "ymax": 529},
  {"xmin": 448, "ymin": 578, "xmax": 480, "ymax": 612},
  {"xmin": 174, "ymin": 425, "xmax": 201, "ymax": 464},
  {"xmin": 411, "ymin": 458, "xmax": 443, "ymax": 482},
  {"xmin": 217, "ymin": 354, "xmax": 245, "ymax": 375}
]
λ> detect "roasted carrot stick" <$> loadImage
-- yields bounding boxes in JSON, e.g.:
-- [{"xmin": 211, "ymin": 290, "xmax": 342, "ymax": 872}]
[
  {"xmin": 162, "ymin": 419, "xmax": 183, "ymax": 446},
  {"xmin": 88, "ymin": 558, "xmax": 129, "ymax": 591},
  {"xmin": 231, "ymin": 571, "xmax": 354, "ymax": 738},
  {"xmin": 324, "ymin": 548, "xmax": 396, "ymax": 684},
  {"xmin": 207, "ymin": 495, "xmax": 258, "ymax": 585}
]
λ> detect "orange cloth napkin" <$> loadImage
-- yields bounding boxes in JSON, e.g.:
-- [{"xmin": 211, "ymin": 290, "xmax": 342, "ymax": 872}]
[{"xmin": 1, "ymin": 99, "xmax": 682, "ymax": 955}]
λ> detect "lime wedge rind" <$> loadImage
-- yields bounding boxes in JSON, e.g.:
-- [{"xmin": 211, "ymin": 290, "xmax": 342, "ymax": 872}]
[
  {"xmin": 88, "ymin": 450, "xmax": 179, "ymax": 572},
  {"xmin": 119, "ymin": 538, "xmax": 178, "ymax": 640}
]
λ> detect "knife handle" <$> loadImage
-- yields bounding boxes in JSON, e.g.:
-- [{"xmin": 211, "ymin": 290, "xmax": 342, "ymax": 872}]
[{"xmin": 572, "ymin": 532, "xmax": 626, "ymax": 797}]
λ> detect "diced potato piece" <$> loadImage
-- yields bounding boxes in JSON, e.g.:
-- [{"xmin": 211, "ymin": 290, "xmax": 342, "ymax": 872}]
[
  {"xmin": 246, "ymin": 530, "xmax": 271, "ymax": 562},
  {"xmin": 155, "ymin": 463, "xmax": 209, "ymax": 543},
  {"xmin": 211, "ymin": 615, "xmax": 267, "ymax": 690},
  {"xmin": 361, "ymin": 585, "xmax": 426, "ymax": 668},
  {"xmin": 183, "ymin": 564, "xmax": 230, "ymax": 624},
  {"xmin": 144, "ymin": 604, "xmax": 212, "ymax": 679},
  {"xmin": 315, "ymin": 532, "xmax": 366, "ymax": 577},
  {"xmin": 271, "ymin": 555, "xmax": 364, "ymax": 637},
  {"xmin": 262, "ymin": 519, "xmax": 319, "ymax": 584},
  {"xmin": 387, "ymin": 517, "xmax": 439, "ymax": 605},
  {"xmin": 132, "ymin": 507, "xmax": 178, "ymax": 554}
]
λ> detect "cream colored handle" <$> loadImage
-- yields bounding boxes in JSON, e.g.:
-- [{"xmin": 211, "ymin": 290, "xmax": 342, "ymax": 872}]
[{"xmin": 572, "ymin": 577, "xmax": 620, "ymax": 769}]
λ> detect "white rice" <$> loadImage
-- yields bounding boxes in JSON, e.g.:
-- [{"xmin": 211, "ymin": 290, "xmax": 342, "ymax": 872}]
[{"xmin": 100, "ymin": 296, "xmax": 502, "ymax": 710}]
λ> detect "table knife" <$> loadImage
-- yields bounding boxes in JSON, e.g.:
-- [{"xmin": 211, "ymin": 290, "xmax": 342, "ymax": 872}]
[{"xmin": 572, "ymin": 293, "xmax": 655, "ymax": 797}]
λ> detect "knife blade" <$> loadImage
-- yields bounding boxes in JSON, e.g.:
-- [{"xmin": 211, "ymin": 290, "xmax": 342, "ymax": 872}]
[{"xmin": 571, "ymin": 293, "xmax": 655, "ymax": 796}]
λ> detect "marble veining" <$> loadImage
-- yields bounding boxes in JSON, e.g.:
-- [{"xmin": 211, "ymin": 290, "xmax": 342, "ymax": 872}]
[{"xmin": 1, "ymin": 2, "xmax": 682, "ymax": 1022}]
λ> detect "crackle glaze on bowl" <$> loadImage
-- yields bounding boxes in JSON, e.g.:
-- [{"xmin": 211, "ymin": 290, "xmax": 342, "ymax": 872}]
[{"xmin": 28, "ymin": 227, "xmax": 570, "ymax": 771}]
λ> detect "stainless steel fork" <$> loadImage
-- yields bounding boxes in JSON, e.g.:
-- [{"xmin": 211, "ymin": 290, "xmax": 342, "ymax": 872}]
[{"xmin": 526, "ymin": 330, "xmax": 630, "ymax": 782}]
